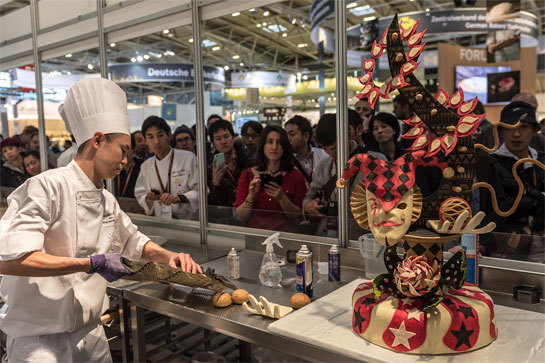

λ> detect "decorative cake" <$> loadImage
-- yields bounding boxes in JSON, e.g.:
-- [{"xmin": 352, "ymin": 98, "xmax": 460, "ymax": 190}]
[{"xmin": 336, "ymin": 14, "xmax": 544, "ymax": 355}]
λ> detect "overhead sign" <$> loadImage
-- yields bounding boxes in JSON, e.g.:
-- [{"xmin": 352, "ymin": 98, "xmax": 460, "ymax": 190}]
[
  {"xmin": 231, "ymin": 72, "xmax": 296, "ymax": 94},
  {"xmin": 378, "ymin": 9, "xmax": 538, "ymax": 39},
  {"xmin": 310, "ymin": 0, "xmax": 334, "ymax": 30},
  {"xmin": 109, "ymin": 63, "xmax": 225, "ymax": 86},
  {"xmin": 9, "ymin": 68, "xmax": 99, "ymax": 90}
]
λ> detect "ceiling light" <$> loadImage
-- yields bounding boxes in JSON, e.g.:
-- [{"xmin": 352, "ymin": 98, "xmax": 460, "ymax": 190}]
[
  {"xmin": 426, "ymin": 8, "xmax": 430, "ymax": 11},
  {"xmin": 188, "ymin": 38, "xmax": 194, "ymax": 43},
  {"xmin": 212, "ymin": 46, "xmax": 221, "ymax": 51},
  {"xmin": 65, "ymin": 53, "xmax": 72, "ymax": 58},
  {"xmin": 363, "ymin": 16, "xmax": 376, "ymax": 21},
  {"xmin": 297, "ymin": 43, "xmax": 307, "ymax": 48},
  {"xmin": 163, "ymin": 29, "xmax": 170, "ymax": 34},
  {"xmin": 233, "ymin": 55, "xmax": 240, "ymax": 59},
  {"xmin": 262, "ymin": 22, "xmax": 267, "ymax": 26},
  {"xmin": 224, "ymin": 65, "xmax": 229, "ymax": 70},
  {"xmin": 291, "ymin": 18, "xmax": 297, "ymax": 24},
  {"xmin": 239, "ymin": 62, "xmax": 244, "ymax": 67},
  {"xmin": 131, "ymin": 57, "xmax": 136, "ymax": 62},
  {"xmin": 136, "ymin": 56, "xmax": 143, "ymax": 61},
  {"xmin": 302, "ymin": 75, "xmax": 308, "ymax": 80},
  {"xmin": 87, "ymin": 64, "xmax": 94, "ymax": 70},
  {"xmin": 67, "ymin": 71, "xmax": 71, "ymax": 75},
  {"xmin": 156, "ymin": 54, "xmax": 162, "ymax": 58},
  {"xmin": 282, "ymin": 33, "xmax": 287, "ymax": 37},
  {"xmin": 257, "ymin": 23, "xmax": 262, "ymax": 28},
  {"xmin": 232, "ymin": 12, "xmax": 240, "ymax": 16},
  {"xmin": 143, "ymin": 54, "xmax": 150, "ymax": 60},
  {"xmin": 347, "ymin": 2, "xmax": 358, "ymax": 8},
  {"xmin": 249, "ymin": 8, "xmax": 255, "ymax": 12},
  {"xmin": 168, "ymin": 33, "xmax": 174, "ymax": 37},
  {"xmin": 263, "ymin": 10, "xmax": 270, "ymax": 16},
  {"xmin": 109, "ymin": 42, "xmax": 116, "ymax": 47},
  {"xmin": 296, "ymin": 72, "xmax": 302, "ymax": 77}
]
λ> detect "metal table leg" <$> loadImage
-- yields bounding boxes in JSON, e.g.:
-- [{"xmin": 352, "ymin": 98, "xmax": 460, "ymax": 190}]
[
  {"xmin": 239, "ymin": 340, "xmax": 252, "ymax": 362},
  {"xmin": 119, "ymin": 298, "xmax": 131, "ymax": 363},
  {"xmin": 130, "ymin": 305, "xmax": 146, "ymax": 362}
]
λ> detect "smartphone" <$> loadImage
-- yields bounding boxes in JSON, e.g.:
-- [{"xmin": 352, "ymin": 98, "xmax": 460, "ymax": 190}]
[
  {"xmin": 214, "ymin": 152, "xmax": 225, "ymax": 168},
  {"xmin": 260, "ymin": 173, "xmax": 283, "ymax": 187},
  {"xmin": 151, "ymin": 188, "xmax": 161, "ymax": 195}
]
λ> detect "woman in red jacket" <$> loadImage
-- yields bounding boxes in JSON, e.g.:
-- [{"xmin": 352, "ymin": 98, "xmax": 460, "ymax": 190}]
[{"xmin": 235, "ymin": 125, "xmax": 307, "ymax": 233}]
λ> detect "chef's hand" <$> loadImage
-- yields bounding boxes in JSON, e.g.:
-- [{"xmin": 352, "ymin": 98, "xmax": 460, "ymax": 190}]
[
  {"xmin": 169, "ymin": 253, "xmax": 202, "ymax": 274},
  {"xmin": 158, "ymin": 192, "xmax": 178, "ymax": 206},
  {"xmin": 88, "ymin": 253, "xmax": 132, "ymax": 282}
]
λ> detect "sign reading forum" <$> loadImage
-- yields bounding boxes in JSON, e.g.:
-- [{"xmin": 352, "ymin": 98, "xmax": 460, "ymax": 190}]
[{"xmin": 109, "ymin": 63, "xmax": 225, "ymax": 86}]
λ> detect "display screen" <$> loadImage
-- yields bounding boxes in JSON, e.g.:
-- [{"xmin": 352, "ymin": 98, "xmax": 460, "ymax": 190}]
[
  {"xmin": 487, "ymin": 70, "xmax": 520, "ymax": 104},
  {"xmin": 455, "ymin": 65, "xmax": 511, "ymax": 104},
  {"xmin": 235, "ymin": 116, "xmax": 259, "ymax": 135}
]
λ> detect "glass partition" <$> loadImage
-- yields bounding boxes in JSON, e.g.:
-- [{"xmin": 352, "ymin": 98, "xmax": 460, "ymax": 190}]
[
  {"xmin": 107, "ymin": 24, "xmax": 199, "ymax": 223},
  {"xmin": 201, "ymin": 1, "xmax": 339, "ymax": 240}
]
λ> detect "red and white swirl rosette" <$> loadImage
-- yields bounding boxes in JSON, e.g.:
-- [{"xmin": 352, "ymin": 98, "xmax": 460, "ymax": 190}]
[{"xmin": 394, "ymin": 256, "xmax": 441, "ymax": 297}]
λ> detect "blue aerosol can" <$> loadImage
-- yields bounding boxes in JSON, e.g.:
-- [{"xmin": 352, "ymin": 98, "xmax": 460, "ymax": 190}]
[
  {"xmin": 296, "ymin": 245, "xmax": 313, "ymax": 298},
  {"xmin": 328, "ymin": 245, "xmax": 341, "ymax": 282}
]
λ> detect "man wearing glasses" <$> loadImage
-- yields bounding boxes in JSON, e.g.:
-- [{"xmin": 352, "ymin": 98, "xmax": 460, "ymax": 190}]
[
  {"xmin": 241, "ymin": 120, "xmax": 263, "ymax": 157},
  {"xmin": 173, "ymin": 125, "xmax": 196, "ymax": 154}
]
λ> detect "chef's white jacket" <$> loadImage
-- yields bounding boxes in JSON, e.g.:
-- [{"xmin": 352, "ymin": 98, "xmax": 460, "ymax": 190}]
[
  {"xmin": 134, "ymin": 148, "xmax": 199, "ymax": 220},
  {"xmin": 0, "ymin": 160, "xmax": 150, "ymax": 339}
]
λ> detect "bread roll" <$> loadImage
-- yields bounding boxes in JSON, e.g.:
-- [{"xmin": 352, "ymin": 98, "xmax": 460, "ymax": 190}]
[
  {"xmin": 213, "ymin": 292, "xmax": 232, "ymax": 308},
  {"xmin": 290, "ymin": 292, "xmax": 311, "ymax": 309},
  {"xmin": 231, "ymin": 289, "xmax": 249, "ymax": 304}
]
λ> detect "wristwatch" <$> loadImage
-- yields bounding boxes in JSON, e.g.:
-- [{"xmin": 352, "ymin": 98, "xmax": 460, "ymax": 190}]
[{"xmin": 244, "ymin": 199, "xmax": 254, "ymax": 207}]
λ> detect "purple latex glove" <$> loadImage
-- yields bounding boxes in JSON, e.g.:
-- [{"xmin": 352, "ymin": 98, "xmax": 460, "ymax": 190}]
[{"xmin": 88, "ymin": 253, "xmax": 132, "ymax": 282}]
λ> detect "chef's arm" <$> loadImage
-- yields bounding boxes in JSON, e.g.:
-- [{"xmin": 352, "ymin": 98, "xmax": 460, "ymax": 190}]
[
  {"xmin": 0, "ymin": 251, "xmax": 91, "ymax": 276},
  {"xmin": 141, "ymin": 241, "xmax": 202, "ymax": 273}
]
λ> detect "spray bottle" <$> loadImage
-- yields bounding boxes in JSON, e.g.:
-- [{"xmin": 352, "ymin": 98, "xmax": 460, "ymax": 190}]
[{"xmin": 259, "ymin": 232, "xmax": 283, "ymax": 287}]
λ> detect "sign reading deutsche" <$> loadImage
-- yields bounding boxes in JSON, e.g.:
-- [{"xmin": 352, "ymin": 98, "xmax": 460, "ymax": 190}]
[{"xmin": 109, "ymin": 63, "xmax": 225, "ymax": 86}]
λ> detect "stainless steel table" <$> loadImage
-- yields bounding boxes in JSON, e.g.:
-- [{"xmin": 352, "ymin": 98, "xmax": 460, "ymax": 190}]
[{"xmin": 121, "ymin": 250, "xmax": 364, "ymax": 362}]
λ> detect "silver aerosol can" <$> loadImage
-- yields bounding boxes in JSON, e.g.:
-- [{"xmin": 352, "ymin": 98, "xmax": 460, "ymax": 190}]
[
  {"xmin": 296, "ymin": 245, "xmax": 313, "ymax": 298},
  {"xmin": 227, "ymin": 248, "xmax": 240, "ymax": 280}
]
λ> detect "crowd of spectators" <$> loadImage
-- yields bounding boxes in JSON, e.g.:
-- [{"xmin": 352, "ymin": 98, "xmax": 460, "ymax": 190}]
[{"xmin": 1, "ymin": 92, "xmax": 543, "ymax": 262}]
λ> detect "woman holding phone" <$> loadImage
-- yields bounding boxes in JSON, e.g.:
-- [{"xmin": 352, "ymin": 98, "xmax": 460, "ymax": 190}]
[
  {"xmin": 234, "ymin": 125, "xmax": 307, "ymax": 232},
  {"xmin": 207, "ymin": 120, "xmax": 253, "ymax": 223}
]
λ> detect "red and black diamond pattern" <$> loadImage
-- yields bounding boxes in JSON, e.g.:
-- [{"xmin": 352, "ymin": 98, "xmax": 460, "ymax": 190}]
[{"xmin": 342, "ymin": 150, "xmax": 445, "ymax": 213}]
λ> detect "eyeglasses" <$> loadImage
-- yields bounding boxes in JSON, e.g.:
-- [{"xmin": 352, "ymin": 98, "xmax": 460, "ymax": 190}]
[
  {"xmin": 176, "ymin": 136, "xmax": 192, "ymax": 144},
  {"xmin": 242, "ymin": 133, "xmax": 260, "ymax": 140}
]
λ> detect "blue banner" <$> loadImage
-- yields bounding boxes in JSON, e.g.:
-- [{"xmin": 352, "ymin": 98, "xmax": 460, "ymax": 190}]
[{"xmin": 162, "ymin": 103, "xmax": 177, "ymax": 121}]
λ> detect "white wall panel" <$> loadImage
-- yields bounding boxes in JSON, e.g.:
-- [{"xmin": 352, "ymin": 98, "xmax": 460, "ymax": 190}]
[
  {"xmin": 0, "ymin": 5, "xmax": 31, "ymax": 42},
  {"xmin": 39, "ymin": 0, "xmax": 96, "ymax": 30}
]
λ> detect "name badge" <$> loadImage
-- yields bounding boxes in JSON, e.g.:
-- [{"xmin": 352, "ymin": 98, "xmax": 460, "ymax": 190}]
[{"xmin": 102, "ymin": 214, "xmax": 115, "ymax": 225}]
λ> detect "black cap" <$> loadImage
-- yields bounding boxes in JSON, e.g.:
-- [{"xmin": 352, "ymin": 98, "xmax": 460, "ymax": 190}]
[
  {"xmin": 173, "ymin": 125, "xmax": 195, "ymax": 140},
  {"xmin": 500, "ymin": 101, "xmax": 537, "ymax": 126}
]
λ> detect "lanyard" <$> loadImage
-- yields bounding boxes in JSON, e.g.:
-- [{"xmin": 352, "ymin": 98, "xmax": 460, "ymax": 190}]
[
  {"xmin": 154, "ymin": 151, "xmax": 174, "ymax": 194},
  {"xmin": 117, "ymin": 162, "xmax": 134, "ymax": 197}
]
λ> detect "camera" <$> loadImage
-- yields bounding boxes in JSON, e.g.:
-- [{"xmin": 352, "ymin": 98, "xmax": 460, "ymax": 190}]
[
  {"xmin": 260, "ymin": 173, "xmax": 283, "ymax": 187},
  {"xmin": 326, "ymin": 201, "xmax": 339, "ymax": 231}
]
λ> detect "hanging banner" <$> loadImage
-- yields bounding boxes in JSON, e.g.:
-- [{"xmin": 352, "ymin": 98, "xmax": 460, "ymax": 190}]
[
  {"xmin": 378, "ymin": 9, "xmax": 538, "ymax": 39},
  {"xmin": 9, "ymin": 68, "xmax": 99, "ymax": 90},
  {"xmin": 109, "ymin": 63, "xmax": 225, "ymax": 86},
  {"xmin": 231, "ymin": 72, "xmax": 296, "ymax": 94},
  {"xmin": 310, "ymin": 0, "xmax": 334, "ymax": 30},
  {"xmin": 162, "ymin": 103, "xmax": 176, "ymax": 121}
]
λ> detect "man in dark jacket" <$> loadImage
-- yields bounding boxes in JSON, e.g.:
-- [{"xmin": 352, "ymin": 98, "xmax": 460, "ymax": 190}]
[{"xmin": 481, "ymin": 101, "xmax": 544, "ymax": 261}]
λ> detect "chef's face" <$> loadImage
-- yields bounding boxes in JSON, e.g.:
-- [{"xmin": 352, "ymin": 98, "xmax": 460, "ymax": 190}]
[
  {"xmin": 23, "ymin": 154, "xmax": 41, "ymax": 176},
  {"xmin": 366, "ymin": 188, "xmax": 414, "ymax": 247},
  {"xmin": 145, "ymin": 126, "xmax": 172, "ymax": 158},
  {"xmin": 212, "ymin": 128, "xmax": 234, "ymax": 154},
  {"xmin": 95, "ymin": 133, "xmax": 130, "ymax": 179},
  {"xmin": 2, "ymin": 145, "xmax": 21, "ymax": 162}
]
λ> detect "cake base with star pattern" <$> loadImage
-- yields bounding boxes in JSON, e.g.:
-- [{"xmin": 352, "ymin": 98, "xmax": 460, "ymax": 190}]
[{"xmin": 352, "ymin": 281, "xmax": 497, "ymax": 354}]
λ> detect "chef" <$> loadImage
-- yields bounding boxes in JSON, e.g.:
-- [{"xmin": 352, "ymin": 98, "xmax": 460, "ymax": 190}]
[
  {"xmin": 134, "ymin": 116, "xmax": 200, "ymax": 220},
  {"xmin": 0, "ymin": 77, "xmax": 202, "ymax": 362}
]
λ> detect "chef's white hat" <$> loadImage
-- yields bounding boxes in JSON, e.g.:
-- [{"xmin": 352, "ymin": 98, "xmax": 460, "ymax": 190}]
[
  {"xmin": 63, "ymin": 77, "xmax": 130, "ymax": 145},
  {"xmin": 57, "ymin": 103, "xmax": 72, "ymax": 134}
]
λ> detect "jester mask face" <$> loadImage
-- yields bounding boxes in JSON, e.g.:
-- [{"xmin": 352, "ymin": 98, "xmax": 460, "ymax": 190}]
[{"xmin": 366, "ymin": 188, "xmax": 414, "ymax": 246}]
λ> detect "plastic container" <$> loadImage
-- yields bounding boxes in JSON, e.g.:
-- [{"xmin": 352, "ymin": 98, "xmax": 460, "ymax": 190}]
[
  {"xmin": 259, "ymin": 233, "xmax": 283, "ymax": 287},
  {"xmin": 358, "ymin": 233, "xmax": 386, "ymax": 279}
]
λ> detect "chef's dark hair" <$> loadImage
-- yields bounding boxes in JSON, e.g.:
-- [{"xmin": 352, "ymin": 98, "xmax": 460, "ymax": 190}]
[
  {"xmin": 76, "ymin": 133, "xmax": 118, "ymax": 155},
  {"xmin": 142, "ymin": 116, "xmax": 171, "ymax": 137}
]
